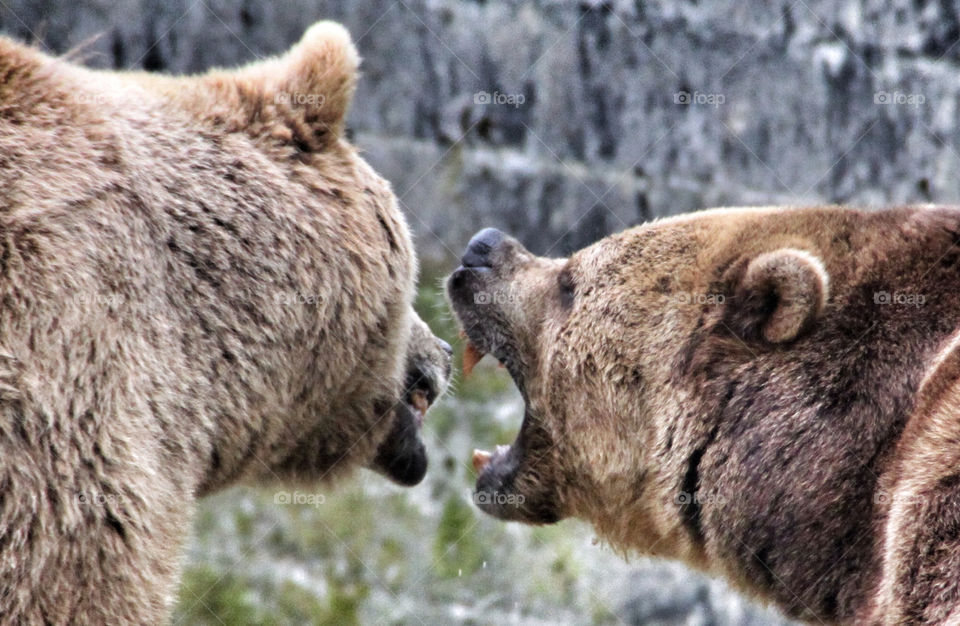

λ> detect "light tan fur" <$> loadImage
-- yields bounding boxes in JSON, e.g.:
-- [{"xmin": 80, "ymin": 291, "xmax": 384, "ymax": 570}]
[{"xmin": 0, "ymin": 22, "xmax": 448, "ymax": 624}]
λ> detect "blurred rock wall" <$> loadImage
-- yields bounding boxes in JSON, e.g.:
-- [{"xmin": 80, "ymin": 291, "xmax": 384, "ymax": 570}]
[{"xmin": 3, "ymin": 0, "xmax": 957, "ymax": 263}]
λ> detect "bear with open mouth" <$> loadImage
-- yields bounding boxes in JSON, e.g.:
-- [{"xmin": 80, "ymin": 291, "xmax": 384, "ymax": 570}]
[{"xmin": 447, "ymin": 208, "xmax": 960, "ymax": 624}]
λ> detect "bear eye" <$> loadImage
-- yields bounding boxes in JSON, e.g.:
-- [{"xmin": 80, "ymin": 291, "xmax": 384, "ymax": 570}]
[{"xmin": 558, "ymin": 269, "xmax": 576, "ymax": 309}]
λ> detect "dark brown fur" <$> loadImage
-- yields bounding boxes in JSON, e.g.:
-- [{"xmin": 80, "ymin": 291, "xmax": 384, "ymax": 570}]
[{"xmin": 448, "ymin": 206, "xmax": 960, "ymax": 624}]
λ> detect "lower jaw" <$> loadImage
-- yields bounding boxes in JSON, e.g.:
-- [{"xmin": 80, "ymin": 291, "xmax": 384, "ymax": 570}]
[
  {"xmin": 369, "ymin": 403, "xmax": 428, "ymax": 486},
  {"xmin": 471, "ymin": 444, "xmax": 511, "ymax": 474}
]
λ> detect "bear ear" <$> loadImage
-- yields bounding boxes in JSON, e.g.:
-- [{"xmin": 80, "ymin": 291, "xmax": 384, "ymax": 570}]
[
  {"xmin": 182, "ymin": 21, "xmax": 359, "ymax": 152},
  {"xmin": 265, "ymin": 21, "xmax": 360, "ymax": 144},
  {"xmin": 726, "ymin": 248, "xmax": 829, "ymax": 344}
]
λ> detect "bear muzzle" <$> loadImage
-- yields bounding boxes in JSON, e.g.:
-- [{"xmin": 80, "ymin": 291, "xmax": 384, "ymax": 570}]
[
  {"xmin": 448, "ymin": 230, "xmax": 566, "ymax": 525},
  {"xmin": 369, "ymin": 322, "xmax": 451, "ymax": 486}
]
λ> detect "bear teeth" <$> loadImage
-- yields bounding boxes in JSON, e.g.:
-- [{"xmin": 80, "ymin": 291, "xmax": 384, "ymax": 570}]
[
  {"xmin": 410, "ymin": 389, "xmax": 429, "ymax": 415},
  {"xmin": 409, "ymin": 390, "xmax": 429, "ymax": 426},
  {"xmin": 472, "ymin": 448, "xmax": 492, "ymax": 473},
  {"xmin": 462, "ymin": 341, "xmax": 486, "ymax": 378}
]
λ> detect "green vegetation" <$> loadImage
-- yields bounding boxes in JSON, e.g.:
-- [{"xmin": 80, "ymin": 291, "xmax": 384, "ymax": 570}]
[
  {"xmin": 433, "ymin": 495, "xmax": 485, "ymax": 579},
  {"xmin": 174, "ymin": 566, "xmax": 262, "ymax": 625}
]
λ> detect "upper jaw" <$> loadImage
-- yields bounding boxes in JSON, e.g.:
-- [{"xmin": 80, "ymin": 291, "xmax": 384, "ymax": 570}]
[
  {"xmin": 446, "ymin": 266, "xmax": 528, "ymax": 391},
  {"xmin": 446, "ymin": 267, "xmax": 563, "ymax": 524}
]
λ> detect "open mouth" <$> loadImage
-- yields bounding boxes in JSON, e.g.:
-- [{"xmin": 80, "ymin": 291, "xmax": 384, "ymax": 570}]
[
  {"xmin": 459, "ymin": 332, "xmax": 517, "ymax": 477},
  {"xmin": 409, "ymin": 391, "xmax": 429, "ymax": 426},
  {"xmin": 370, "ymin": 332, "xmax": 449, "ymax": 487},
  {"xmin": 447, "ymin": 265, "xmax": 561, "ymax": 524},
  {"xmin": 406, "ymin": 385, "xmax": 434, "ymax": 428}
]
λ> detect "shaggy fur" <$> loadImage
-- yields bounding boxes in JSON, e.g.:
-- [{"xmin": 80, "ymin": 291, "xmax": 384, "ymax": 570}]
[
  {"xmin": 448, "ymin": 206, "xmax": 960, "ymax": 624},
  {"xmin": 0, "ymin": 22, "xmax": 448, "ymax": 624}
]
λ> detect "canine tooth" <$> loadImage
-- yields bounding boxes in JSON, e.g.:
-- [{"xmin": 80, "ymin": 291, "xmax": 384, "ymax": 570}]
[
  {"xmin": 472, "ymin": 449, "xmax": 492, "ymax": 473},
  {"xmin": 462, "ymin": 341, "xmax": 485, "ymax": 378},
  {"xmin": 410, "ymin": 389, "xmax": 430, "ymax": 416}
]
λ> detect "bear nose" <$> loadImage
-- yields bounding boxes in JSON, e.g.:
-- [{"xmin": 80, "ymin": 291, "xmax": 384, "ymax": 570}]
[{"xmin": 461, "ymin": 228, "xmax": 505, "ymax": 268}]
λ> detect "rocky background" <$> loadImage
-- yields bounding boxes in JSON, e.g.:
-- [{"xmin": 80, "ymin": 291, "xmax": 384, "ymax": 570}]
[
  {"xmin": 3, "ymin": 0, "xmax": 955, "ymax": 624},
  {"xmin": 3, "ymin": 0, "xmax": 957, "ymax": 264}
]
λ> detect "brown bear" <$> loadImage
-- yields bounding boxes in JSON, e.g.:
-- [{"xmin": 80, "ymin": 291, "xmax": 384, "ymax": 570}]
[
  {"xmin": 447, "ymin": 208, "xmax": 960, "ymax": 624},
  {"xmin": 0, "ymin": 22, "xmax": 449, "ymax": 624}
]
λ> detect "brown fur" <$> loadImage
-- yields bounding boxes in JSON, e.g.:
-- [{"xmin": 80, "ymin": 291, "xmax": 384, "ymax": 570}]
[
  {"xmin": 448, "ymin": 206, "xmax": 960, "ymax": 624},
  {"xmin": 0, "ymin": 22, "xmax": 448, "ymax": 624}
]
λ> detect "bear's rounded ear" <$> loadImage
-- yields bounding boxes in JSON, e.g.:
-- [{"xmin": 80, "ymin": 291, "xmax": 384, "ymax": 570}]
[
  {"xmin": 270, "ymin": 21, "xmax": 360, "ymax": 142},
  {"xmin": 198, "ymin": 21, "xmax": 359, "ymax": 152},
  {"xmin": 727, "ymin": 248, "xmax": 829, "ymax": 343}
]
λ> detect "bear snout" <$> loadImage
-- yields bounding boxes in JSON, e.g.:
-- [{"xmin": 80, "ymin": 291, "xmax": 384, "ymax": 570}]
[{"xmin": 368, "ymin": 315, "xmax": 450, "ymax": 487}]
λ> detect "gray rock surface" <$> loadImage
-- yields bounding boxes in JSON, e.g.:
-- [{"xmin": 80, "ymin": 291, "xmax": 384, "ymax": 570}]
[{"xmin": 4, "ymin": 0, "xmax": 956, "ymax": 264}]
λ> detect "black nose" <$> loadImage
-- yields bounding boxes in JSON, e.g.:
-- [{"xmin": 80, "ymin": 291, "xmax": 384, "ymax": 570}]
[
  {"xmin": 438, "ymin": 338, "xmax": 453, "ymax": 356},
  {"xmin": 462, "ymin": 228, "xmax": 505, "ymax": 268}
]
